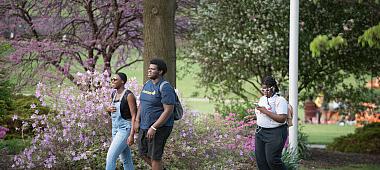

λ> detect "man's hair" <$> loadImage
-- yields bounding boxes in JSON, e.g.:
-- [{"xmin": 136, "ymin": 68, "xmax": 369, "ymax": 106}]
[
  {"xmin": 262, "ymin": 75, "xmax": 279, "ymax": 93},
  {"xmin": 150, "ymin": 58, "xmax": 167, "ymax": 76}
]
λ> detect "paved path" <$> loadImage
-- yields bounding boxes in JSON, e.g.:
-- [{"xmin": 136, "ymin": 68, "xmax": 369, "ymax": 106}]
[{"xmin": 307, "ymin": 144, "xmax": 326, "ymax": 149}]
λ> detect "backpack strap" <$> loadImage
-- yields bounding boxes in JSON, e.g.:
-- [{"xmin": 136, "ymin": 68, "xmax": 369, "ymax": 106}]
[
  {"xmin": 159, "ymin": 81, "xmax": 179, "ymax": 101},
  {"xmin": 159, "ymin": 81, "xmax": 169, "ymax": 93}
]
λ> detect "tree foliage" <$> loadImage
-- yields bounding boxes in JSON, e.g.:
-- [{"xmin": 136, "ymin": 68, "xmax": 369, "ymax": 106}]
[
  {"xmin": 187, "ymin": 0, "xmax": 380, "ymax": 106},
  {"xmin": 188, "ymin": 0, "xmax": 289, "ymax": 101},
  {"xmin": 0, "ymin": 0, "xmax": 193, "ymax": 87},
  {"xmin": 359, "ymin": 23, "xmax": 380, "ymax": 48}
]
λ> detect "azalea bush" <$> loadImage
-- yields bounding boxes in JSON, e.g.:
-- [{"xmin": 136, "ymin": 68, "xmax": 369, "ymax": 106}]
[
  {"xmin": 164, "ymin": 111, "xmax": 256, "ymax": 169},
  {"xmin": 355, "ymin": 103, "xmax": 380, "ymax": 127},
  {"xmin": 12, "ymin": 70, "xmax": 260, "ymax": 169},
  {"xmin": 12, "ymin": 71, "xmax": 140, "ymax": 169},
  {"xmin": 0, "ymin": 126, "xmax": 9, "ymax": 139}
]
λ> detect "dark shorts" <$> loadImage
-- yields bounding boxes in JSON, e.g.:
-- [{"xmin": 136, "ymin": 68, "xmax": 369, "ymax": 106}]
[{"xmin": 138, "ymin": 126, "xmax": 173, "ymax": 160}]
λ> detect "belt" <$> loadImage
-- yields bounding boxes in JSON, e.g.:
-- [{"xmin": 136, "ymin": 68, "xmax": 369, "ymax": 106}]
[{"xmin": 257, "ymin": 124, "xmax": 287, "ymax": 130}]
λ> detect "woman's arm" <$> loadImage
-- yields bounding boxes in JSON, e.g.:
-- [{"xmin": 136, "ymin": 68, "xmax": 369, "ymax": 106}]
[
  {"xmin": 256, "ymin": 107, "xmax": 287, "ymax": 123},
  {"xmin": 127, "ymin": 93, "xmax": 137, "ymax": 145},
  {"xmin": 127, "ymin": 94, "xmax": 137, "ymax": 133}
]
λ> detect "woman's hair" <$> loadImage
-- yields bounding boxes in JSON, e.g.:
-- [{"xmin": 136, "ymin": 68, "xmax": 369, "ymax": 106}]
[
  {"xmin": 150, "ymin": 58, "xmax": 167, "ymax": 76},
  {"xmin": 117, "ymin": 72, "xmax": 127, "ymax": 84},
  {"xmin": 262, "ymin": 75, "xmax": 279, "ymax": 93}
]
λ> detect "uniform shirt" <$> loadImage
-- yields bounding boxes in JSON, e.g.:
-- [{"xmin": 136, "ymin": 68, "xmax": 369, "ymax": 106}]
[
  {"xmin": 256, "ymin": 94, "xmax": 288, "ymax": 128},
  {"xmin": 139, "ymin": 79, "xmax": 176, "ymax": 130}
]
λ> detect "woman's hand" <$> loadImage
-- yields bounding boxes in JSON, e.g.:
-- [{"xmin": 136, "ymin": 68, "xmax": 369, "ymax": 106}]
[
  {"xmin": 106, "ymin": 106, "xmax": 116, "ymax": 113},
  {"xmin": 256, "ymin": 106, "xmax": 268, "ymax": 114},
  {"xmin": 127, "ymin": 135, "xmax": 134, "ymax": 146},
  {"xmin": 134, "ymin": 121, "xmax": 140, "ymax": 133}
]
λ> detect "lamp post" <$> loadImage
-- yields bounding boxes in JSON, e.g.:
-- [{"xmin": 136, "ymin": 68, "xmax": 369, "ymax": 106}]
[{"xmin": 288, "ymin": 0, "xmax": 299, "ymax": 160}]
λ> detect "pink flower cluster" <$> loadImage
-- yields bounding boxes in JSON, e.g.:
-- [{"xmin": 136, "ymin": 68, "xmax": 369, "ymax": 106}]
[
  {"xmin": 165, "ymin": 110, "xmax": 257, "ymax": 168},
  {"xmin": 0, "ymin": 126, "xmax": 9, "ymax": 139},
  {"xmin": 12, "ymin": 71, "xmax": 140, "ymax": 169}
]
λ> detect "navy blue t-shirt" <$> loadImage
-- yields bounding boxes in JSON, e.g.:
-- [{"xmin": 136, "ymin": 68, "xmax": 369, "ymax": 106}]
[{"xmin": 139, "ymin": 79, "xmax": 176, "ymax": 129}]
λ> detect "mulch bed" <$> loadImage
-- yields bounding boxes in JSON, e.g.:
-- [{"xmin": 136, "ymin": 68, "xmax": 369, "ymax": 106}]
[
  {"xmin": 2, "ymin": 148, "xmax": 380, "ymax": 169},
  {"xmin": 300, "ymin": 148, "xmax": 380, "ymax": 169}
]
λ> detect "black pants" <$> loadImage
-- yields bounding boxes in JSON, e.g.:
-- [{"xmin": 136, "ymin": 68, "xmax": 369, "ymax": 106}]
[{"xmin": 255, "ymin": 125, "xmax": 288, "ymax": 170}]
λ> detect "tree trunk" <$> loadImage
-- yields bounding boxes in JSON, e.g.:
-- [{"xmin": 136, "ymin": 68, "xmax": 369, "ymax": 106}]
[{"xmin": 143, "ymin": 0, "xmax": 176, "ymax": 87}]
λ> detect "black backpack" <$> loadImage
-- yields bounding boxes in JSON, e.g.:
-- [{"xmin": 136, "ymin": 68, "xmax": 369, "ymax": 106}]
[{"xmin": 159, "ymin": 81, "xmax": 183, "ymax": 120}]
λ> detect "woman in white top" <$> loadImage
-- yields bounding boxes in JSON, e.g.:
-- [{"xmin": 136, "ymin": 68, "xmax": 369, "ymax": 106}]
[{"xmin": 255, "ymin": 76, "xmax": 288, "ymax": 170}]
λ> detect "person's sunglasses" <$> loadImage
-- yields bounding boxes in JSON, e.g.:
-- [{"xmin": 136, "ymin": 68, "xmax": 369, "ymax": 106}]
[
  {"xmin": 111, "ymin": 78, "xmax": 118, "ymax": 82},
  {"xmin": 261, "ymin": 87, "xmax": 273, "ymax": 92}
]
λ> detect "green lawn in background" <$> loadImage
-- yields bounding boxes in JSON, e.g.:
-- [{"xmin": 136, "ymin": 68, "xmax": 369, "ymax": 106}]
[
  {"xmin": 183, "ymin": 100, "xmax": 215, "ymax": 114},
  {"xmin": 296, "ymin": 107, "xmax": 355, "ymax": 144},
  {"xmin": 302, "ymin": 124, "xmax": 355, "ymax": 144}
]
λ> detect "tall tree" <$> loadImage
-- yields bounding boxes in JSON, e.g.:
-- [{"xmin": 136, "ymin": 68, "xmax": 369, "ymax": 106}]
[
  {"xmin": 187, "ymin": 0, "xmax": 380, "ymax": 103},
  {"xmin": 0, "ymin": 0, "xmax": 193, "ymax": 88},
  {"xmin": 143, "ymin": 0, "xmax": 176, "ymax": 86}
]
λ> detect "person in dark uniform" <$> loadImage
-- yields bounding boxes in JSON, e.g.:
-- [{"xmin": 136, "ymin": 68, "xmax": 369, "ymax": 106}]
[{"xmin": 255, "ymin": 76, "xmax": 288, "ymax": 170}]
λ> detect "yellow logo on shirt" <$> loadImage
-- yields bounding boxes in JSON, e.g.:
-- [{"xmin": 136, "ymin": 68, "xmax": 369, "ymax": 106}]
[{"xmin": 142, "ymin": 90, "xmax": 156, "ymax": 95}]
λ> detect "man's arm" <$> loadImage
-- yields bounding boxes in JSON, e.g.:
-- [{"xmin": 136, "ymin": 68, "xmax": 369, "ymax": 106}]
[
  {"xmin": 146, "ymin": 104, "xmax": 173, "ymax": 140},
  {"xmin": 151, "ymin": 104, "xmax": 174, "ymax": 128}
]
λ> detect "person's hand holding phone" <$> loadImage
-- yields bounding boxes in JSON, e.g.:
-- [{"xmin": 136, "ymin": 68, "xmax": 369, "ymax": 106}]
[{"xmin": 256, "ymin": 105, "xmax": 267, "ymax": 114}]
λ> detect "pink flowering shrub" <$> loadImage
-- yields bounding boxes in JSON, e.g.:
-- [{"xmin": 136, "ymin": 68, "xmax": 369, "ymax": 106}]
[
  {"xmin": 164, "ymin": 110, "xmax": 256, "ymax": 169},
  {"xmin": 12, "ymin": 70, "xmax": 257, "ymax": 169},
  {"xmin": 12, "ymin": 71, "xmax": 140, "ymax": 169},
  {"xmin": 0, "ymin": 126, "xmax": 9, "ymax": 139}
]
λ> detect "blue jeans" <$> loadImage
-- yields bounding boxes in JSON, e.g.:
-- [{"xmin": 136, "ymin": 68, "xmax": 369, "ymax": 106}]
[{"xmin": 106, "ymin": 121, "xmax": 134, "ymax": 170}]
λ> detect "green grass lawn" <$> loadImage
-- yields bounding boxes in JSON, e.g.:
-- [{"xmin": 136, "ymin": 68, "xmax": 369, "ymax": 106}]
[
  {"xmin": 302, "ymin": 124, "xmax": 355, "ymax": 144},
  {"xmin": 183, "ymin": 99, "xmax": 215, "ymax": 114},
  {"xmin": 295, "ymin": 105, "xmax": 356, "ymax": 145}
]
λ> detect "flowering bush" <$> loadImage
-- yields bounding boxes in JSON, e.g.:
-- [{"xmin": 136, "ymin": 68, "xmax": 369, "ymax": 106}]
[
  {"xmin": 12, "ymin": 70, "xmax": 258, "ymax": 169},
  {"xmin": 12, "ymin": 71, "xmax": 140, "ymax": 169},
  {"xmin": 0, "ymin": 126, "xmax": 9, "ymax": 139},
  {"xmin": 164, "ymin": 110, "xmax": 256, "ymax": 169},
  {"xmin": 355, "ymin": 103, "xmax": 380, "ymax": 127}
]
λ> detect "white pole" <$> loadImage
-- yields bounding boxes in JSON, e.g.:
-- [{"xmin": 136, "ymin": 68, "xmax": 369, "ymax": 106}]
[{"xmin": 289, "ymin": 0, "xmax": 299, "ymax": 156}]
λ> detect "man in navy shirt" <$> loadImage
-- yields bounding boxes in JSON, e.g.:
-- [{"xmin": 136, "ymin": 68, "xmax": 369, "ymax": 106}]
[{"xmin": 135, "ymin": 58, "xmax": 176, "ymax": 170}]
